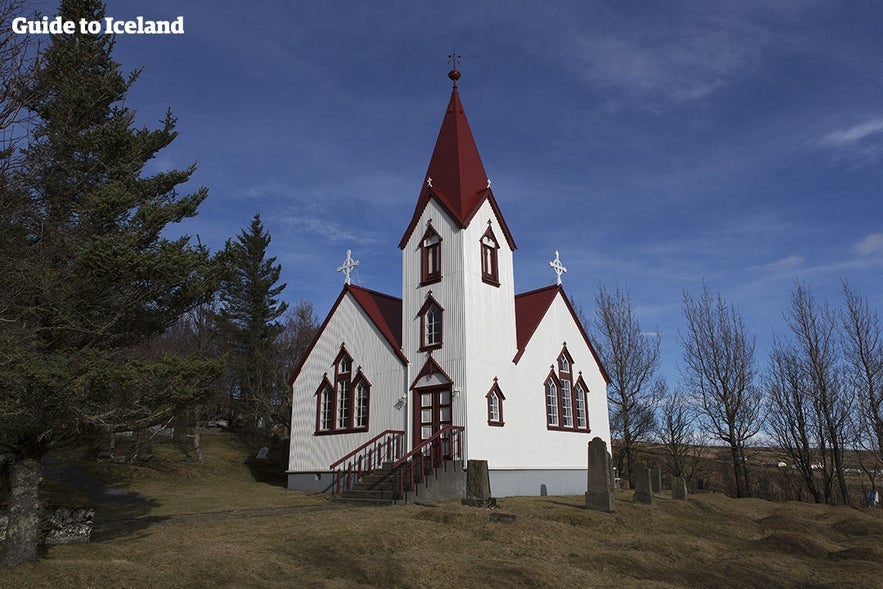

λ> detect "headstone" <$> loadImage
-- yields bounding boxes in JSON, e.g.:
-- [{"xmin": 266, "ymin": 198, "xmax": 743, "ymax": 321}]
[
  {"xmin": 633, "ymin": 466, "xmax": 655, "ymax": 505},
  {"xmin": 256, "ymin": 447, "xmax": 269, "ymax": 460},
  {"xmin": 650, "ymin": 467, "xmax": 662, "ymax": 493},
  {"xmin": 671, "ymin": 476, "xmax": 688, "ymax": 501},
  {"xmin": 585, "ymin": 437, "xmax": 615, "ymax": 512},
  {"xmin": 866, "ymin": 489, "xmax": 879, "ymax": 509},
  {"xmin": 462, "ymin": 459, "xmax": 495, "ymax": 507},
  {"xmin": 757, "ymin": 474, "xmax": 771, "ymax": 500}
]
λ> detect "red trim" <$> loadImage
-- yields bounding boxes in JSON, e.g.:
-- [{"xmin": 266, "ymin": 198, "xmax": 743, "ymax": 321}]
[
  {"xmin": 574, "ymin": 373, "xmax": 591, "ymax": 432},
  {"xmin": 417, "ymin": 293, "xmax": 444, "ymax": 351},
  {"xmin": 411, "ymin": 357, "xmax": 453, "ymax": 389},
  {"xmin": 543, "ymin": 351, "xmax": 591, "ymax": 434},
  {"xmin": 480, "ymin": 225, "xmax": 500, "ymax": 286},
  {"xmin": 419, "ymin": 224, "xmax": 442, "ymax": 285},
  {"xmin": 314, "ymin": 376, "xmax": 334, "ymax": 434},
  {"xmin": 486, "ymin": 379, "xmax": 505, "ymax": 426}
]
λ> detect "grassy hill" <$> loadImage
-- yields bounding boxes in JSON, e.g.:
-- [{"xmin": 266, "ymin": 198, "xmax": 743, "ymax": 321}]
[{"xmin": 2, "ymin": 432, "xmax": 882, "ymax": 588}]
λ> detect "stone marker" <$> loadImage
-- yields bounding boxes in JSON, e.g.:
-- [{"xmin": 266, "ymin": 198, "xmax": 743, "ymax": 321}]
[
  {"xmin": 671, "ymin": 476, "xmax": 688, "ymax": 501},
  {"xmin": 462, "ymin": 459, "xmax": 495, "ymax": 507},
  {"xmin": 256, "ymin": 447, "xmax": 269, "ymax": 460},
  {"xmin": 585, "ymin": 437, "xmax": 615, "ymax": 512},
  {"xmin": 633, "ymin": 466, "xmax": 654, "ymax": 505},
  {"xmin": 650, "ymin": 467, "xmax": 662, "ymax": 493}
]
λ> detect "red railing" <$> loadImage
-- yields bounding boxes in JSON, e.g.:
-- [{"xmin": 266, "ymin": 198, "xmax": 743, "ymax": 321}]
[
  {"xmin": 391, "ymin": 425, "xmax": 464, "ymax": 500},
  {"xmin": 330, "ymin": 430, "xmax": 405, "ymax": 495}
]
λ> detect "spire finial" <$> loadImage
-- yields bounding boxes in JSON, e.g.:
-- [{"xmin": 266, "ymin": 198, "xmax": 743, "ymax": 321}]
[
  {"xmin": 448, "ymin": 49, "xmax": 461, "ymax": 87},
  {"xmin": 337, "ymin": 249, "xmax": 360, "ymax": 285},
  {"xmin": 549, "ymin": 250, "xmax": 568, "ymax": 285}
]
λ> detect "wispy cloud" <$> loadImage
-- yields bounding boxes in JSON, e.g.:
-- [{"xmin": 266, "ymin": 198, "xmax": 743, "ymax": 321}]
[
  {"xmin": 856, "ymin": 233, "xmax": 883, "ymax": 256},
  {"xmin": 821, "ymin": 118, "xmax": 883, "ymax": 147},
  {"xmin": 754, "ymin": 255, "xmax": 805, "ymax": 271}
]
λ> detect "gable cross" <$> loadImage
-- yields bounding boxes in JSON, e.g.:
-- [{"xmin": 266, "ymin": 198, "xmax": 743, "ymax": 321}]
[
  {"xmin": 549, "ymin": 250, "xmax": 567, "ymax": 285},
  {"xmin": 337, "ymin": 249, "xmax": 360, "ymax": 285}
]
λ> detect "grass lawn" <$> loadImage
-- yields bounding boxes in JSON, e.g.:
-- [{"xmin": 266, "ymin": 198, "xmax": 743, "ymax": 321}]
[{"xmin": 2, "ymin": 432, "xmax": 883, "ymax": 588}]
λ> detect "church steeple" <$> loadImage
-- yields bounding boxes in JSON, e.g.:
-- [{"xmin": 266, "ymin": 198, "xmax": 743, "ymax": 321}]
[{"xmin": 399, "ymin": 69, "xmax": 515, "ymax": 250}]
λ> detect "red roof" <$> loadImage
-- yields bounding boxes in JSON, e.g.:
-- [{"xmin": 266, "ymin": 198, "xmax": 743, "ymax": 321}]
[
  {"xmin": 347, "ymin": 285, "xmax": 403, "ymax": 355},
  {"xmin": 288, "ymin": 284, "xmax": 405, "ymax": 385},
  {"xmin": 399, "ymin": 83, "xmax": 516, "ymax": 250},
  {"xmin": 514, "ymin": 285, "xmax": 611, "ymax": 384}
]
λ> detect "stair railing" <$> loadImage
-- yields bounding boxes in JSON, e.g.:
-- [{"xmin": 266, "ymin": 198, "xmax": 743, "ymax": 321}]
[
  {"xmin": 330, "ymin": 429, "xmax": 405, "ymax": 495},
  {"xmin": 390, "ymin": 425, "xmax": 464, "ymax": 500}
]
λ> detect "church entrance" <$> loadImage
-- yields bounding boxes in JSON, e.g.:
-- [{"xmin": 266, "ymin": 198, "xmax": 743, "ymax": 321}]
[{"xmin": 413, "ymin": 385, "xmax": 453, "ymax": 459}]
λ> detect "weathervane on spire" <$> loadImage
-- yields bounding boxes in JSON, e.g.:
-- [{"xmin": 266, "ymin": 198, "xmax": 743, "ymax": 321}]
[
  {"xmin": 448, "ymin": 49, "xmax": 461, "ymax": 87},
  {"xmin": 337, "ymin": 249, "xmax": 360, "ymax": 285},
  {"xmin": 549, "ymin": 250, "xmax": 567, "ymax": 285}
]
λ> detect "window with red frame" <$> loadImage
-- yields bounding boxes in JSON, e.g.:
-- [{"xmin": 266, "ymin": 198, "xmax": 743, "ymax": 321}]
[
  {"xmin": 486, "ymin": 379, "xmax": 505, "ymax": 426},
  {"xmin": 315, "ymin": 346, "xmax": 371, "ymax": 434},
  {"xmin": 420, "ymin": 225, "xmax": 442, "ymax": 284},
  {"xmin": 544, "ymin": 347, "xmax": 590, "ymax": 432}
]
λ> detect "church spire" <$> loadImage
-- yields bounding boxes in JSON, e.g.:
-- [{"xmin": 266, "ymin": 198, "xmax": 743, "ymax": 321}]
[{"xmin": 400, "ymin": 64, "xmax": 517, "ymax": 249}]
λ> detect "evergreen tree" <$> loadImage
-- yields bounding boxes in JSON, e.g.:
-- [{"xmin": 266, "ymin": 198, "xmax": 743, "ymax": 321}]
[
  {"xmin": 0, "ymin": 0, "xmax": 216, "ymax": 567},
  {"xmin": 218, "ymin": 214, "xmax": 289, "ymax": 434}
]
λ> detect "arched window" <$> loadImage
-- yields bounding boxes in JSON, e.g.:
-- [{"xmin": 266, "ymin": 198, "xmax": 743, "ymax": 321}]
[
  {"xmin": 355, "ymin": 380, "xmax": 370, "ymax": 428},
  {"xmin": 316, "ymin": 379, "xmax": 334, "ymax": 432},
  {"xmin": 314, "ymin": 345, "xmax": 371, "ymax": 434},
  {"xmin": 486, "ymin": 379, "xmax": 505, "ymax": 426},
  {"xmin": 544, "ymin": 346, "xmax": 590, "ymax": 432},
  {"xmin": 420, "ymin": 225, "xmax": 442, "ymax": 284},
  {"xmin": 418, "ymin": 294, "xmax": 444, "ymax": 350},
  {"xmin": 480, "ymin": 226, "xmax": 500, "ymax": 286},
  {"xmin": 545, "ymin": 377, "xmax": 559, "ymax": 427}
]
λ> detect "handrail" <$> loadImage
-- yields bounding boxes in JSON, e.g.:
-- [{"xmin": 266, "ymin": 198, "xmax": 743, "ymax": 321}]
[
  {"xmin": 329, "ymin": 429, "xmax": 405, "ymax": 470},
  {"xmin": 390, "ymin": 425, "xmax": 464, "ymax": 470},
  {"xmin": 391, "ymin": 425, "xmax": 464, "ymax": 501}
]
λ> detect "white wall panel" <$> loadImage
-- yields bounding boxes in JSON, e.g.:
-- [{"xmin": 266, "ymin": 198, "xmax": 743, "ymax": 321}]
[{"xmin": 288, "ymin": 294, "xmax": 407, "ymax": 472}]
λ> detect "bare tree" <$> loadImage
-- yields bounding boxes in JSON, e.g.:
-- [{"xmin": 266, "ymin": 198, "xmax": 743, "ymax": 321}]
[
  {"xmin": 270, "ymin": 300, "xmax": 319, "ymax": 433},
  {"xmin": 784, "ymin": 282, "xmax": 852, "ymax": 505},
  {"xmin": 593, "ymin": 284, "xmax": 660, "ymax": 487},
  {"xmin": 681, "ymin": 286, "xmax": 761, "ymax": 498},
  {"xmin": 764, "ymin": 340, "xmax": 823, "ymax": 502},
  {"xmin": 656, "ymin": 380, "xmax": 706, "ymax": 487},
  {"xmin": 840, "ymin": 281, "xmax": 883, "ymax": 490}
]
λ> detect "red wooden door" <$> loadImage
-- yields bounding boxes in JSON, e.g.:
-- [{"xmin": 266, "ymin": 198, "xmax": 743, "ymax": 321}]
[{"xmin": 413, "ymin": 386, "xmax": 453, "ymax": 459}]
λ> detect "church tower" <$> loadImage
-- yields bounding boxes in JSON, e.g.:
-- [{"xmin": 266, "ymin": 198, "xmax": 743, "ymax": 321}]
[{"xmin": 398, "ymin": 67, "xmax": 519, "ymax": 450}]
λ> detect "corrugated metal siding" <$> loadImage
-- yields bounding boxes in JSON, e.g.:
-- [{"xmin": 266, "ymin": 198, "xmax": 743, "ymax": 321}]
[
  {"xmin": 467, "ymin": 292, "xmax": 611, "ymax": 469},
  {"xmin": 288, "ymin": 294, "xmax": 407, "ymax": 472}
]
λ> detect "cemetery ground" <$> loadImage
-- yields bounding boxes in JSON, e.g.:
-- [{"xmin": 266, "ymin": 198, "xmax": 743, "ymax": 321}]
[{"xmin": 1, "ymin": 433, "xmax": 883, "ymax": 588}]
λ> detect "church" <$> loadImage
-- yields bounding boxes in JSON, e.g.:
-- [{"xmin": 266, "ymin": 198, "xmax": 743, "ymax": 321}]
[{"xmin": 287, "ymin": 67, "xmax": 611, "ymax": 498}]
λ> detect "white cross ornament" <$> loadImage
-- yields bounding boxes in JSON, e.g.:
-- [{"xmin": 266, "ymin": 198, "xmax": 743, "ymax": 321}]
[
  {"xmin": 337, "ymin": 249, "xmax": 360, "ymax": 285},
  {"xmin": 549, "ymin": 250, "xmax": 567, "ymax": 285}
]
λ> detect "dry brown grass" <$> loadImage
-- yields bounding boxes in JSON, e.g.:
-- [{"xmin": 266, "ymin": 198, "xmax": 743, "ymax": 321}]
[{"xmin": 2, "ymin": 433, "xmax": 883, "ymax": 588}]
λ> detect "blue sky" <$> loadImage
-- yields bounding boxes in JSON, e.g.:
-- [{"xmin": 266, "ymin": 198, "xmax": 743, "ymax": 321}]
[{"xmin": 23, "ymin": 1, "xmax": 883, "ymax": 383}]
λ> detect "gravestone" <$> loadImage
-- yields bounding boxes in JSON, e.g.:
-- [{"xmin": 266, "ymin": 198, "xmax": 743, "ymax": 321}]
[
  {"xmin": 671, "ymin": 476, "xmax": 688, "ymax": 501},
  {"xmin": 585, "ymin": 437, "xmax": 615, "ymax": 512},
  {"xmin": 650, "ymin": 467, "xmax": 662, "ymax": 493},
  {"xmin": 462, "ymin": 459, "xmax": 495, "ymax": 507},
  {"xmin": 633, "ymin": 466, "xmax": 655, "ymax": 505},
  {"xmin": 256, "ymin": 447, "xmax": 269, "ymax": 460}
]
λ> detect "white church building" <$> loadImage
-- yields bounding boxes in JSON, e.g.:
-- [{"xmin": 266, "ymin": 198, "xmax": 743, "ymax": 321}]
[{"xmin": 287, "ymin": 67, "xmax": 611, "ymax": 497}]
